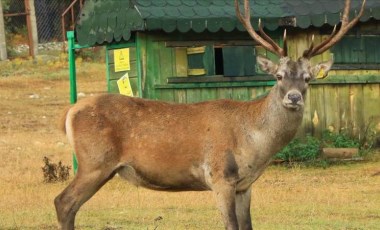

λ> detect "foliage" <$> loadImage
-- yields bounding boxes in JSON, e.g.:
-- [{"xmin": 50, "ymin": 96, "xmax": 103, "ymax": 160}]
[
  {"xmin": 2, "ymin": 0, "xmax": 11, "ymax": 12},
  {"xmin": 275, "ymin": 135, "xmax": 321, "ymax": 162},
  {"xmin": 274, "ymin": 129, "xmax": 374, "ymax": 164},
  {"xmin": 42, "ymin": 157, "xmax": 71, "ymax": 183},
  {"xmin": 359, "ymin": 117, "xmax": 380, "ymax": 153},
  {"xmin": 2, "ymin": 0, "xmax": 26, "ymax": 34},
  {"xmin": 77, "ymin": 47, "xmax": 106, "ymax": 62},
  {"xmin": 322, "ymin": 130, "xmax": 360, "ymax": 148}
]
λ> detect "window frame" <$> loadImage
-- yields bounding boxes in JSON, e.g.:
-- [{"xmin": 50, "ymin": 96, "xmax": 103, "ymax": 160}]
[{"xmin": 166, "ymin": 40, "xmax": 274, "ymax": 83}]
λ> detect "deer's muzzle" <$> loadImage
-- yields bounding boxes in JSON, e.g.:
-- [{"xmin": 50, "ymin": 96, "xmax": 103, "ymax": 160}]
[{"xmin": 283, "ymin": 90, "xmax": 304, "ymax": 110}]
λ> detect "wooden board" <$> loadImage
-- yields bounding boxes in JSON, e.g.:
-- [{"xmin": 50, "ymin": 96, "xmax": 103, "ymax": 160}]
[
  {"xmin": 201, "ymin": 88, "xmax": 217, "ymax": 101},
  {"xmin": 186, "ymin": 88, "xmax": 202, "ymax": 103},
  {"xmin": 350, "ymin": 84, "xmax": 364, "ymax": 137},
  {"xmin": 145, "ymin": 36, "xmax": 161, "ymax": 99},
  {"xmin": 217, "ymin": 87, "xmax": 233, "ymax": 100},
  {"xmin": 231, "ymin": 87, "xmax": 249, "ymax": 101},
  {"xmin": 174, "ymin": 89, "xmax": 187, "ymax": 103},
  {"xmin": 300, "ymin": 87, "xmax": 312, "ymax": 136},
  {"xmin": 108, "ymin": 62, "xmax": 137, "ymax": 80},
  {"xmin": 323, "ymin": 85, "xmax": 340, "ymax": 133},
  {"xmin": 159, "ymin": 89, "xmax": 174, "ymax": 102},
  {"xmin": 337, "ymin": 84, "xmax": 351, "ymax": 132},
  {"xmin": 362, "ymin": 84, "xmax": 380, "ymax": 129}
]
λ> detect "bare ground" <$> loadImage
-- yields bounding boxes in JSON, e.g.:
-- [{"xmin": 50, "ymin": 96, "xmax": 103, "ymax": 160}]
[{"xmin": 0, "ymin": 61, "xmax": 379, "ymax": 229}]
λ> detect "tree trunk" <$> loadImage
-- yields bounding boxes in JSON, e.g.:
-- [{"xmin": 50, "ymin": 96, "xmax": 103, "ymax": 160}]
[{"xmin": 0, "ymin": 0, "xmax": 7, "ymax": 61}]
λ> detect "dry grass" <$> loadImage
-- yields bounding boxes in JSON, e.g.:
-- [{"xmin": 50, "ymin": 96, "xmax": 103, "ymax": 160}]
[{"xmin": 0, "ymin": 60, "xmax": 379, "ymax": 229}]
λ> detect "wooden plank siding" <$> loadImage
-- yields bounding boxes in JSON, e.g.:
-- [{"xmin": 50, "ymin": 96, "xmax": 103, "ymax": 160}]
[
  {"xmin": 107, "ymin": 47, "xmax": 139, "ymax": 96},
  {"xmin": 112, "ymin": 30, "xmax": 380, "ymax": 139}
]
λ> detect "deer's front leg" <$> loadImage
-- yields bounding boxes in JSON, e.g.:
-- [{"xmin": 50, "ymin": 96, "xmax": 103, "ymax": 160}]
[
  {"xmin": 210, "ymin": 150, "xmax": 240, "ymax": 230},
  {"xmin": 213, "ymin": 181, "xmax": 239, "ymax": 230},
  {"xmin": 236, "ymin": 187, "xmax": 253, "ymax": 230}
]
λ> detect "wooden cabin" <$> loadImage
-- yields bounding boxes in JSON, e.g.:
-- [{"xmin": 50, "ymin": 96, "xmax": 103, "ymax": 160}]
[{"xmin": 69, "ymin": 0, "xmax": 380, "ymax": 141}]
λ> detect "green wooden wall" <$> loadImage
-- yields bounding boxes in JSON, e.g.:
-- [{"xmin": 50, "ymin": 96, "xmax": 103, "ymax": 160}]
[
  {"xmin": 108, "ymin": 28, "xmax": 380, "ymax": 140},
  {"xmin": 107, "ymin": 47, "xmax": 140, "ymax": 96},
  {"xmin": 302, "ymin": 84, "xmax": 380, "ymax": 138}
]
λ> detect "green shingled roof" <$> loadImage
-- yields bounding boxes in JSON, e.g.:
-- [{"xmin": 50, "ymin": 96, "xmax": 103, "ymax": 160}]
[{"xmin": 76, "ymin": 0, "xmax": 380, "ymax": 46}]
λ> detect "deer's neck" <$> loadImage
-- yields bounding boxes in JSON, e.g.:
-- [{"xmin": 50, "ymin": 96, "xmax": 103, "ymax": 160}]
[{"xmin": 249, "ymin": 85, "xmax": 304, "ymax": 147}]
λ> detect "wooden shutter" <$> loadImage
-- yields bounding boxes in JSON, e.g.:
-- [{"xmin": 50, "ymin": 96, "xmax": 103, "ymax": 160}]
[
  {"xmin": 186, "ymin": 46, "xmax": 215, "ymax": 76},
  {"xmin": 187, "ymin": 46, "xmax": 206, "ymax": 76},
  {"xmin": 331, "ymin": 36, "xmax": 380, "ymax": 64},
  {"xmin": 364, "ymin": 36, "xmax": 380, "ymax": 63},
  {"xmin": 222, "ymin": 46, "xmax": 256, "ymax": 77}
]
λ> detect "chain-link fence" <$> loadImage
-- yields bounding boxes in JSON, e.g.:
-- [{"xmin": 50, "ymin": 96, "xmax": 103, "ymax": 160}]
[
  {"xmin": 35, "ymin": 0, "xmax": 72, "ymax": 43},
  {"xmin": 3, "ymin": 0, "xmax": 75, "ymax": 57}
]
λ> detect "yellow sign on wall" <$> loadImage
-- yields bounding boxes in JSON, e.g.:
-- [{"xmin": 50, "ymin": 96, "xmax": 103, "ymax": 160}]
[
  {"xmin": 117, "ymin": 73, "xmax": 134, "ymax": 97},
  {"xmin": 114, "ymin": 48, "xmax": 130, "ymax": 72}
]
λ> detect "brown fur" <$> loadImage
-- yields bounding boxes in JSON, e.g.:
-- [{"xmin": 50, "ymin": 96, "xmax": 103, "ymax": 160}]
[{"xmin": 54, "ymin": 56, "xmax": 333, "ymax": 230}]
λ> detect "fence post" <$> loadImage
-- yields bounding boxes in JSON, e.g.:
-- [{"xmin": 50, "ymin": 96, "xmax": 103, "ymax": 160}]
[
  {"xmin": 25, "ymin": 0, "xmax": 38, "ymax": 57},
  {"xmin": 24, "ymin": 0, "xmax": 37, "ymax": 57},
  {"xmin": 67, "ymin": 30, "xmax": 78, "ymax": 174},
  {"xmin": 0, "ymin": 0, "xmax": 7, "ymax": 61}
]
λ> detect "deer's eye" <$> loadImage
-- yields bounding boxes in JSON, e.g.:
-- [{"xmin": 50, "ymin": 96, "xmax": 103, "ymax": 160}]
[
  {"xmin": 276, "ymin": 74, "xmax": 283, "ymax": 81},
  {"xmin": 303, "ymin": 73, "xmax": 311, "ymax": 83}
]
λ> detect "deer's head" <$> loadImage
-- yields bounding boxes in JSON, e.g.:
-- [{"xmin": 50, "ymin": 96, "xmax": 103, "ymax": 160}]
[
  {"xmin": 257, "ymin": 56, "xmax": 333, "ymax": 110},
  {"xmin": 235, "ymin": 0, "xmax": 366, "ymax": 111}
]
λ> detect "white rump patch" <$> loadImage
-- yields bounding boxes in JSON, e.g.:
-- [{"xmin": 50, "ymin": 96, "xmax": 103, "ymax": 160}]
[{"xmin": 65, "ymin": 108, "xmax": 75, "ymax": 149}]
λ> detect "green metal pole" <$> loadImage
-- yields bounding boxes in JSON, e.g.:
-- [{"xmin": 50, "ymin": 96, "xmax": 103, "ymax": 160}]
[
  {"xmin": 67, "ymin": 31, "xmax": 78, "ymax": 174},
  {"xmin": 67, "ymin": 31, "xmax": 77, "ymax": 104}
]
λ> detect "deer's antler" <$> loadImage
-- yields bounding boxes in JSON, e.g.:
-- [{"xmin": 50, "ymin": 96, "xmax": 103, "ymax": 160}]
[
  {"xmin": 303, "ymin": 0, "xmax": 366, "ymax": 58},
  {"xmin": 234, "ymin": 0, "xmax": 287, "ymax": 57}
]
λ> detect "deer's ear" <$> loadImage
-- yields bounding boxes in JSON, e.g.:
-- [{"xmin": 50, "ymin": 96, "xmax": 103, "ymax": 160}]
[
  {"xmin": 311, "ymin": 59, "xmax": 334, "ymax": 79},
  {"xmin": 257, "ymin": 56, "xmax": 278, "ymax": 75}
]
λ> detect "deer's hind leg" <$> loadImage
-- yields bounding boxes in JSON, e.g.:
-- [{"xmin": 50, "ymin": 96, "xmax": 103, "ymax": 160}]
[
  {"xmin": 55, "ymin": 107, "xmax": 124, "ymax": 229},
  {"xmin": 54, "ymin": 165, "xmax": 116, "ymax": 230},
  {"xmin": 55, "ymin": 126, "xmax": 122, "ymax": 228}
]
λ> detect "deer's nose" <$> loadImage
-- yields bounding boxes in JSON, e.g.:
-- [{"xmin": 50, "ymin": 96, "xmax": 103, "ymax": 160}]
[{"xmin": 288, "ymin": 93, "xmax": 301, "ymax": 104}]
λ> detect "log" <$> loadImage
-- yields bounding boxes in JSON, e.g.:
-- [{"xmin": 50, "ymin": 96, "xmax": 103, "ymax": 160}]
[{"xmin": 322, "ymin": 148, "xmax": 359, "ymax": 159}]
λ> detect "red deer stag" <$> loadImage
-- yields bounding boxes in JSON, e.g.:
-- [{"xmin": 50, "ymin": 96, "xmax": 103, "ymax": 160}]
[{"xmin": 55, "ymin": 0, "xmax": 365, "ymax": 229}]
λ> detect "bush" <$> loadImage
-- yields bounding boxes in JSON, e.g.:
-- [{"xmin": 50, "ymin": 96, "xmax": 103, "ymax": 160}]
[
  {"xmin": 275, "ymin": 135, "xmax": 321, "ymax": 162},
  {"xmin": 77, "ymin": 47, "xmax": 105, "ymax": 62},
  {"xmin": 274, "ymin": 130, "xmax": 368, "ymax": 164},
  {"xmin": 322, "ymin": 130, "xmax": 360, "ymax": 148},
  {"xmin": 42, "ymin": 157, "xmax": 71, "ymax": 183}
]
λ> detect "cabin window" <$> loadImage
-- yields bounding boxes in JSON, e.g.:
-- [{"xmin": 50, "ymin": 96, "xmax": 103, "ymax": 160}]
[
  {"xmin": 186, "ymin": 45, "xmax": 257, "ymax": 77},
  {"xmin": 214, "ymin": 47, "xmax": 224, "ymax": 75},
  {"xmin": 331, "ymin": 35, "xmax": 380, "ymax": 69}
]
